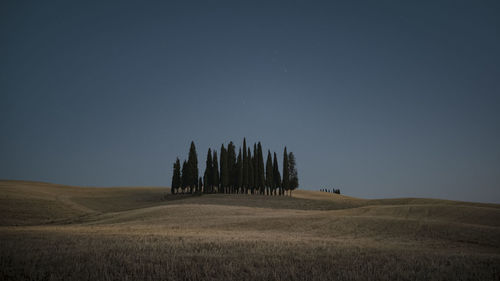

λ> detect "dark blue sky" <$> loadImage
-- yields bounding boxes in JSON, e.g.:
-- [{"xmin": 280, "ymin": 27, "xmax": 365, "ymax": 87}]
[{"xmin": 1, "ymin": 0, "xmax": 499, "ymax": 203}]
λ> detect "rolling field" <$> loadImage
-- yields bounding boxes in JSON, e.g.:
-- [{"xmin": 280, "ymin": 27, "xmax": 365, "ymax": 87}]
[{"xmin": 1, "ymin": 180, "xmax": 500, "ymax": 280}]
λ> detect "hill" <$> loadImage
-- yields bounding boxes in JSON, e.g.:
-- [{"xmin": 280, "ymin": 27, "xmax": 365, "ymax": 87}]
[{"xmin": 1, "ymin": 180, "xmax": 499, "ymax": 280}]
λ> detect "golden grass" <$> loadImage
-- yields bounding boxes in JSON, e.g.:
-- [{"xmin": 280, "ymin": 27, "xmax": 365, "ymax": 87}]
[{"xmin": 1, "ymin": 180, "xmax": 499, "ymax": 280}]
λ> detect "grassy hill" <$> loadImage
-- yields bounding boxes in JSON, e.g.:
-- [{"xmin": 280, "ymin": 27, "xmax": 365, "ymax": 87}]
[{"xmin": 1, "ymin": 180, "xmax": 499, "ymax": 280}]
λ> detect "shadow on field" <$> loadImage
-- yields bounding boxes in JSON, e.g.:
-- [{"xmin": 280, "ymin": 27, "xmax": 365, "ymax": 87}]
[{"xmin": 161, "ymin": 193, "xmax": 359, "ymax": 210}]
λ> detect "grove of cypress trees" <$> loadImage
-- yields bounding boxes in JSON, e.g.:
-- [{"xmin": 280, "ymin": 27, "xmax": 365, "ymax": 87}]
[
  {"xmin": 282, "ymin": 147, "xmax": 289, "ymax": 196},
  {"xmin": 171, "ymin": 140, "xmax": 298, "ymax": 197},
  {"xmin": 273, "ymin": 152, "xmax": 281, "ymax": 196},
  {"xmin": 212, "ymin": 150, "xmax": 219, "ymax": 193},
  {"xmin": 265, "ymin": 150, "xmax": 273, "ymax": 196}
]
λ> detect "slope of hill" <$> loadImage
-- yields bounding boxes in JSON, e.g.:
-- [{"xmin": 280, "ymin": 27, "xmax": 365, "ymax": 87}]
[{"xmin": 1, "ymin": 180, "xmax": 499, "ymax": 281}]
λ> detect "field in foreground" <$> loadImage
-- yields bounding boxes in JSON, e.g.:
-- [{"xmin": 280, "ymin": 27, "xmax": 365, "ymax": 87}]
[{"xmin": 1, "ymin": 180, "xmax": 500, "ymax": 280}]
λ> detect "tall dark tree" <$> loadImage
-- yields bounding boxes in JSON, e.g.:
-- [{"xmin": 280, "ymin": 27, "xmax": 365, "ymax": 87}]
[
  {"xmin": 227, "ymin": 142, "xmax": 237, "ymax": 193},
  {"xmin": 237, "ymin": 148, "xmax": 243, "ymax": 193},
  {"xmin": 220, "ymin": 144, "xmax": 228, "ymax": 194},
  {"xmin": 181, "ymin": 160, "xmax": 188, "ymax": 194},
  {"xmin": 204, "ymin": 148, "xmax": 213, "ymax": 193},
  {"xmin": 254, "ymin": 144, "xmax": 258, "ymax": 194},
  {"xmin": 187, "ymin": 141, "xmax": 198, "ymax": 194},
  {"xmin": 171, "ymin": 157, "xmax": 181, "ymax": 195},
  {"xmin": 265, "ymin": 150, "xmax": 273, "ymax": 195},
  {"xmin": 273, "ymin": 152, "xmax": 281, "ymax": 196},
  {"xmin": 248, "ymin": 147, "xmax": 254, "ymax": 194},
  {"xmin": 212, "ymin": 150, "xmax": 219, "ymax": 193},
  {"xmin": 288, "ymin": 152, "xmax": 299, "ymax": 196},
  {"xmin": 242, "ymin": 138, "xmax": 248, "ymax": 193},
  {"xmin": 282, "ymin": 147, "xmax": 289, "ymax": 196},
  {"xmin": 257, "ymin": 142, "xmax": 265, "ymax": 194},
  {"xmin": 253, "ymin": 143, "xmax": 258, "ymax": 194}
]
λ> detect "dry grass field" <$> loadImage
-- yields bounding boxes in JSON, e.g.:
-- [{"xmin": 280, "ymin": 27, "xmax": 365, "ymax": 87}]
[{"xmin": 1, "ymin": 180, "xmax": 499, "ymax": 280}]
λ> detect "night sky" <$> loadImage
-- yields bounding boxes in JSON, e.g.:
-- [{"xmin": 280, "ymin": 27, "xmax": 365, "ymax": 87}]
[{"xmin": 1, "ymin": 1, "xmax": 499, "ymax": 203}]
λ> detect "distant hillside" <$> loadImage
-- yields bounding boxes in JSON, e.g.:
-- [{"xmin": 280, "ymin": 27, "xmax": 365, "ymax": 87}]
[{"xmin": 1, "ymin": 180, "xmax": 499, "ymax": 227}]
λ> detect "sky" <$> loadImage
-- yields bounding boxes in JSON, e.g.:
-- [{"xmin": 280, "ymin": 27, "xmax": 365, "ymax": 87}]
[{"xmin": 1, "ymin": 0, "xmax": 499, "ymax": 203}]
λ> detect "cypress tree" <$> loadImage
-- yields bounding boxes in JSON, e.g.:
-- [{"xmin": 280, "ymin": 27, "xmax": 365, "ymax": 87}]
[
  {"xmin": 204, "ymin": 148, "xmax": 213, "ymax": 193},
  {"xmin": 273, "ymin": 152, "xmax": 281, "ymax": 196},
  {"xmin": 187, "ymin": 141, "xmax": 198, "ymax": 194},
  {"xmin": 212, "ymin": 150, "xmax": 219, "ymax": 193},
  {"xmin": 282, "ymin": 147, "xmax": 289, "ymax": 196},
  {"xmin": 265, "ymin": 150, "xmax": 273, "ymax": 196},
  {"xmin": 288, "ymin": 152, "xmax": 299, "ymax": 196},
  {"xmin": 181, "ymin": 160, "xmax": 188, "ymax": 194},
  {"xmin": 253, "ymin": 143, "xmax": 258, "ymax": 194},
  {"xmin": 257, "ymin": 142, "xmax": 265, "ymax": 194},
  {"xmin": 242, "ymin": 138, "xmax": 248, "ymax": 193},
  {"xmin": 248, "ymin": 147, "xmax": 254, "ymax": 194},
  {"xmin": 237, "ymin": 148, "xmax": 243, "ymax": 193},
  {"xmin": 219, "ymin": 145, "xmax": 224, "ymax": 193},
  {"xmin": 220, "ymin": 144, "xmax": 228, "ymax": 194},
  {"xmin": 256, "ymin": 144, "xmax": 259, "ymax": 192},
  {"xmin": 171, "ymin": 157, "xmax": 181, "ymax": 195},
  {"xmin": 227, "ymin": 142, "xmax": 236, "ymax": 193}
]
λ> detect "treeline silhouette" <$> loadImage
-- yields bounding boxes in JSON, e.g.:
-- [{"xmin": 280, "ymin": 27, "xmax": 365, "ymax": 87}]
[
  {"xmin": 171, "ymin": 138, "xmax": 298, "ymax": 196},
  {"xmin": 320, "ymin": 188, "xmax": 341, "ymax": 194}
]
